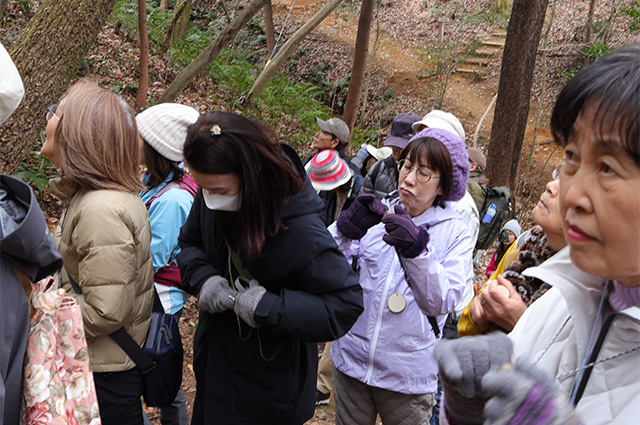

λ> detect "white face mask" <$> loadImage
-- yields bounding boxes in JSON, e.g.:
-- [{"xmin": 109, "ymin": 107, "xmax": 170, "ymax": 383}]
[{"xmin": 202, "ymin": 192, "xmax": 241, "ymax": 211}]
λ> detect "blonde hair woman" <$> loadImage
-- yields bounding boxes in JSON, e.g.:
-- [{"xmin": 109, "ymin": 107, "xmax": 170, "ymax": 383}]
[{"xmin": 41, "ymin": 80, "xmax": 154, "ymax": 425}]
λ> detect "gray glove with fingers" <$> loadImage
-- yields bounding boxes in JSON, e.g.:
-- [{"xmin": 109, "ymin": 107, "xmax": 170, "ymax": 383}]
[
  {"xmin": 433, "ymin": 332, "xmax": 513, "ymax": 425},
  {"xmin": 233, "ymin": 278, "xmax": 266, "ymax": 328},
  {"xmin": 198, "ymin": 275, "xmax": 238, "ymax": 314}
]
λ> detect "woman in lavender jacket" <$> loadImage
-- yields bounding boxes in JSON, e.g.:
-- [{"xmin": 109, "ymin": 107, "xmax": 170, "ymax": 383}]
[{"xmin": 328, "ymin": 128, "xmax": 473, "ymax": 425}]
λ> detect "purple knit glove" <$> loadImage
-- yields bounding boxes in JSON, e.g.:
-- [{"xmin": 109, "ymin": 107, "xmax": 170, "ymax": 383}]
[
  {"xmin": 336, "ymin": 194, "xmax": 387, "ymax": 239},
  {"xmin": 482, "ymin": 358, "xmax": 583, "ymax": 425},
  {"xmin": 381, "ymin": 204, "xmax": 430, "ymax": 258}
]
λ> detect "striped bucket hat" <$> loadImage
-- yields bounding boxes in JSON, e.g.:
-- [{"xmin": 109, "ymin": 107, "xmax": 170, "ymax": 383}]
[{"xmin": 308, "ymin": 149, "xmax": 353, "ymax": 191}]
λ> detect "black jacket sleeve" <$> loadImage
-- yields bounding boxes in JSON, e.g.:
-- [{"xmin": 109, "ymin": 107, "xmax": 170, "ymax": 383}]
[{"xmin": 253, "ymin": 220, "xmax": 363, "ymax": 342}]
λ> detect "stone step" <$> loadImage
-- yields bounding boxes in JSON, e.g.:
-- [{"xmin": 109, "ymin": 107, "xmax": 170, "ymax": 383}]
[
  {"xmin": 492, "ymin": 30, "xmax": 507, "ymax": 37},
  {"xmin": 475, "ymin": 46, "xmax": 502, "ymax": 57},
  {"xmin": 455, "ymin": 66, "xmax": 481, "ymax": 74},
  {"xmin": 483, "ymin": 39, "xmax": 506, "ymax": 48},
  {"xmin": 463, "ymin": 57, "xmax": 491, "ymax": 66}
]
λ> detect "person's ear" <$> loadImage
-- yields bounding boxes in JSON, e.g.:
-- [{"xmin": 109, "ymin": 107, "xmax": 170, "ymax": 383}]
[
  {"xmin": 330, "ymin": 138, "xmax": 340, "ymax": 149},
  {"xmin": 470, "ymin": 162, "xmax": 478, "ymax": 171}
]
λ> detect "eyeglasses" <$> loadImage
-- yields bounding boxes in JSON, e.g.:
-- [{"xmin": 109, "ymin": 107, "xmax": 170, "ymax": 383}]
[
  {"xmin": 552, "ymin": 164, "xmax": 563, "ymax": 180},
  {"xmin": 45, "ymin": 104, "xmax": 59, "ymax": 121},
  {"xmin": 397, "ymin": 159, "xmax": 439, "ymax": 184}
]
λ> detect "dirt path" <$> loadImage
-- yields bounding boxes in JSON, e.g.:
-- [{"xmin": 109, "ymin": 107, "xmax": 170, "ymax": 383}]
[{"xmin": 273, "ymin": 0, "xmax": 499, "ymax": 142}]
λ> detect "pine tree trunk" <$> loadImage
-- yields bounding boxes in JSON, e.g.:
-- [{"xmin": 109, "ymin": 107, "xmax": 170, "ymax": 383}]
[
  {"xmin": 486, "ymin": 0, "xmax": 549, "ymax": 190},
  {"xmin": 341, "ymin": 0, "xmax": 375, "ymax": 134},
  {"xmin": 264, "ymin": 1, "xmax": 275, "ymax": 56},
  {"xmin": 158, "ymin": 0, "xmax": 269, "ymax": 103},
  {"xmin": 135, "ymin": 0, "xmax": 150, "ymax": 110},
  {"xmin": 0, "ymin": 0, "xmax": 118, "ymax": 174}
]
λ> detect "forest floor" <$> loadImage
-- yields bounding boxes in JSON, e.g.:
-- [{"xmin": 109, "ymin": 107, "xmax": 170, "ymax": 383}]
[
  {"xmin": 3, "ymin": 0, "xmax": 637, "ymax": 423},
  {"xmin": 145, "ymin": 1, "xmax": 566, "ymax": 423}
]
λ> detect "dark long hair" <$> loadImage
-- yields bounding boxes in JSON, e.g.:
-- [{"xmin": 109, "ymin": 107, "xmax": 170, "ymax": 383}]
[
  {"xmin": 551, "ymin": 43, "xmax": 640, "ymax": 164},
  {"xmin": 399, "ymin": 137, "xmax": 453, "ymax": 208},
  {"xmin": 183, "ymin": 111, "xmax": 304, "ymax": 259},
  {"xmin": 143, "ymin": 142, "xmax": 185, "ymax": 188}
]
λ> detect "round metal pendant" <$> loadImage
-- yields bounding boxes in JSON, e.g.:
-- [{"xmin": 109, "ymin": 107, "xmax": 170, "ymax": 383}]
[{"xmin": 388, "ymin": 293, "xmax": 407, "ymax": 314}]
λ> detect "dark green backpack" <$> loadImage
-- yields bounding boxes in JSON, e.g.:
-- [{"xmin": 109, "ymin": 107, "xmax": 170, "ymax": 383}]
[{"xmin": 475, "ymin": 185, "xmax": 512, "ymax": 250}]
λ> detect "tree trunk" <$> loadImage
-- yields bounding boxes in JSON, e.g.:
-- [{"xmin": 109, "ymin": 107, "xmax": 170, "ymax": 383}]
[
  {"xmin": 158, "ymin": 0, "xmax": 269, "ymax": 104},
  {"xmin": 341, "ymin": 0, "xmax": 375, "ymax": 134},
  {"xmin": 0, "ymin": 0, "xmax": 118, "ymax": 174},
  {"xmin": 584, "ymin": 0, "xmax": 597, "ymax": 66},
  {"xmin": 245, "ymin": 0, "xmax": 344, "ymax": 103},
  {"xmin": 161, "ymin": 0, "xmax": 190, "ymax": 53},
  {"xmin": 264, "ymin": 1, "xmax": 276, "ymax": 56},
  {"xmin": 173, "ymin": 0, "xmax": 192, "ymax": 43},
  {"xmin": 160, "ymin": 0, "xmax": 170, "ymax": 12},
  {"xmin": 486, "ymin": 0, "xmax": 549, "ymax": 190},
  {"xmin": 0, "ymin": 0, "xmax": 9, "ymax": 19},
  {"xmin": 135, "ymin": 0, "xmax": 150, "ymax": 110}
]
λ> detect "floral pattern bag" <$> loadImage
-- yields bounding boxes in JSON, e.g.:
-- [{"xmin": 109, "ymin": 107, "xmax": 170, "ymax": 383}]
[{"xmin": 23, "ymin": 276, "xmax": 101, "ymax": 425}]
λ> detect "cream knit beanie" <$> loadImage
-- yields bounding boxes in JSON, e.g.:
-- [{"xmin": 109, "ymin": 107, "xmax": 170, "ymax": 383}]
[
  {"xmin": 136, "ymin": 103, "xmax": 200, "ymax": 162},
  {"xmin": 412, "ymin": 110, "xmax": 466, "ymax": 141}
]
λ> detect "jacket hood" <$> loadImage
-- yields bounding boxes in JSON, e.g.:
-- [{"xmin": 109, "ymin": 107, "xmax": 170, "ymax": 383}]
[
  {"xmin": 383, "ymin": 191, "xmax": 462, "ymax": 228},
  {"xmin": 1, "ymin": 175, "xmax": 63, "ymax": 280},
  {"xmin": 280, "ymin": 144, "xmax": 325, "ymax": 220}
]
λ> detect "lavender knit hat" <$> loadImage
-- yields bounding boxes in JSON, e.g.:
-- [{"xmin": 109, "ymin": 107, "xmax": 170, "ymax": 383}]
[{"xmin": 408, "ymin": 127, "xmax": 470, "ymax": 202}]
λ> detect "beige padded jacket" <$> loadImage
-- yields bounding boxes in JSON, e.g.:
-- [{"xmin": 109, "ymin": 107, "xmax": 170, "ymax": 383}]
[{"xmin": 51, "ymin": 178, "xmax": 154, "ymax": 373}]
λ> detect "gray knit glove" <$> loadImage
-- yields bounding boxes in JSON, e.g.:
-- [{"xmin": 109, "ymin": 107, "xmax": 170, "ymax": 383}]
[
  {"xmin": 234, "ymin": 279, "xmax": 266, "ymax": 328},
  {"xmin": 198, "ymin": 275, "xmax": 237, "ymax": 314},
  {"xmin": 433, "ymin": 332, "xmax": 513, "ymax": 425},
  {"xmin": 482, "ymin": 358, "xmax": 583, "ymax": 425}
]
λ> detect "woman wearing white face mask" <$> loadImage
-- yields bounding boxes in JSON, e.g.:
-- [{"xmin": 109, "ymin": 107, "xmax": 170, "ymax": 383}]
[{"xmin": 176, "ymin": 111, "xmax": 364, "ymax": 425}]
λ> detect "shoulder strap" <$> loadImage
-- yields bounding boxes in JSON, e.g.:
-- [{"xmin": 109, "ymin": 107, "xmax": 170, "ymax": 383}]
[
  {"xmin": 145, "ymin": 181, "xmax": 179, "ymax": 209},
  {"xmin": 144, "ymin": 173, "xmax": 199, "ymax": 209},
  {"xmin": 109, "ymin": 328, "xmax": 157, "ymax": 374},
  {"xmin": 428, "ymin": 315, "xmax": 441, "ymax": 339},
  {"xmin": 66, "ymin": 268, "xmax": 160, "ymax": 374},
  {"xmin": 226, "ymin": 241, "xmax": 255, "ymax": 280},
  {"xmin": 572, "ymin": 310, "xmax": 617, "ymax": 405},
  {"xmin": 178, "ymin": 173, "xmax": 198, "ymax": 198}
]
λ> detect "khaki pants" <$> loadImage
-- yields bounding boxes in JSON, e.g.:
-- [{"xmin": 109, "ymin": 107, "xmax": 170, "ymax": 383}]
[
  {"xmin": 317, "ymin": 341, "xmax": 334, "ymax": 394},
  {"xmin": 333, "ymin": 367, "xmax": 436, "ymax": 425}
]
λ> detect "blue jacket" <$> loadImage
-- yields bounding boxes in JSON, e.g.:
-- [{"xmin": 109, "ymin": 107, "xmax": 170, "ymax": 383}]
[
  {"xmin": 329, "ymin": 193, "xmax": 473, "ymax": 394},
  {"xmin": 140, "ymin": 171, "xmax": 195, "ymax": 314}
]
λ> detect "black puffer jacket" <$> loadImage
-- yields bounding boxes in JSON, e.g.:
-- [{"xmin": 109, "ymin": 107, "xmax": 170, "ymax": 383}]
[
  {"xmin": 360, "ymin": 154, "xmax": 398, "ymax": 200},
  {"xmin": 177, "ymin": 146, "xmax": 363, "ymax": 425}
]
